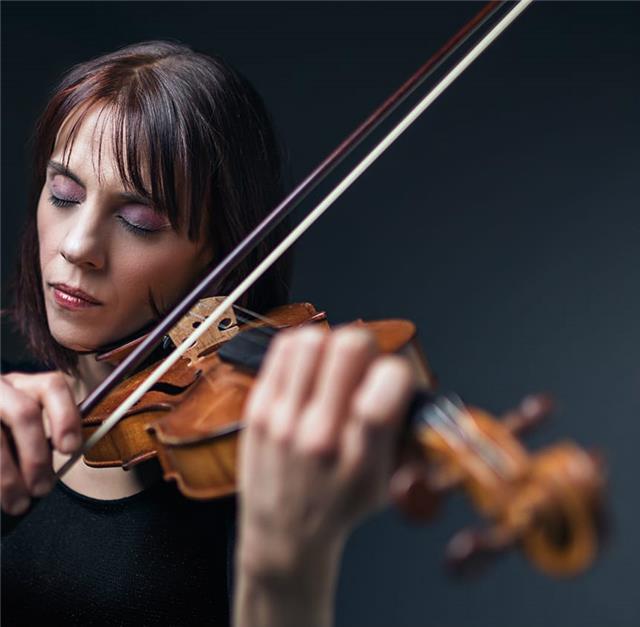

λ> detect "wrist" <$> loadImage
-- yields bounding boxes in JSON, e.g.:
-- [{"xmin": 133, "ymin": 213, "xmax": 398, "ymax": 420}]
[
  {"xmin": 238, "ymin": 529, "xmax": 345, "ymax": 586},
  {"xmin": 234, "ymin": 535, "xmax": 345, "ymax": 627}
]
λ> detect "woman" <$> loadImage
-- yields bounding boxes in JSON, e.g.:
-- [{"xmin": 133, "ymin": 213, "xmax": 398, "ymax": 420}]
[{"xmin": 1, "ymin": 41, "xmax": 413, "ymax": 626}]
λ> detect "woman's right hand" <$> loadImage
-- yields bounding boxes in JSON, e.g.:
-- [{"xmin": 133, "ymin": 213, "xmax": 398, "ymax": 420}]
[{"xmin": 0, "ymin": 371, "xmax": 81, "ymax": 515}]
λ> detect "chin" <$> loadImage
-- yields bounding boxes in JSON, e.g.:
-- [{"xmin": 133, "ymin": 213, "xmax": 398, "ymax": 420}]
[
  {"xmin": 51, "ymin": 334, "xmax": 101, "ymax": 354},
  {"xmin": 48, "ymin": 321, "xmax": 106, "ymax": 354}
]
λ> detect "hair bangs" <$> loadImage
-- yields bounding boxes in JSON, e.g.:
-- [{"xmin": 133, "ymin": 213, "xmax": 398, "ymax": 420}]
[
  {"xmin": 13, "ymin": 40, "xmax": 290, "ymax": 372},
  {"xmin": 56, "ymin": 87, "xmax": 207, "ymax": 241}
]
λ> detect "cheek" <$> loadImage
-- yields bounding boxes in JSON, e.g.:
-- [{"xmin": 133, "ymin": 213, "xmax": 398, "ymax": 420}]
[{"xmin": 111, "ymin": 239, "xmax": 211, "ymax": 312}]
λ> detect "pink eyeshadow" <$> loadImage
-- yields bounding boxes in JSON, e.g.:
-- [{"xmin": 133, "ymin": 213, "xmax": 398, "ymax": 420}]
[
  {"xmin": 50, "ymin": 174, "xmax": 85, "ymax": 202},
  {"xmin": 119, "ymin": 206, "xmax": 170, "ymax": 230}
]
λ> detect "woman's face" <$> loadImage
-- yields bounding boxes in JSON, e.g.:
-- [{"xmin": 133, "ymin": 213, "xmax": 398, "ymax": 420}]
[{"xmin": 37, "ymin": 106, "xmax": 213, "ymax": 353}]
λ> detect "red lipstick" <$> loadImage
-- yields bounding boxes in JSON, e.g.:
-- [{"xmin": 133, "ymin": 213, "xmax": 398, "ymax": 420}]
[{"xmin": 49, "ymin": 283, "xmax": 103, "ymax": 310}]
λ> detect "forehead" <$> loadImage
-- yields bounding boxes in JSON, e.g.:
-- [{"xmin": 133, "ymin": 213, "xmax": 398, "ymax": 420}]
[{"xmin": 52, "ymin": 104, "xmax": 149, "ymax": 191}]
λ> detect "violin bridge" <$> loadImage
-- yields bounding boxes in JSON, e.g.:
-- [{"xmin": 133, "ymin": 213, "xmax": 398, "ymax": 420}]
[{"xmin": 168, "ymin": 296, "xmax": 239, "ymax": 365}]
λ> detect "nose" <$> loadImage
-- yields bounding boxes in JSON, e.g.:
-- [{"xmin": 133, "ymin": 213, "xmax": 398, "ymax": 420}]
[{"xmin": 59, "ymin": 205, "xmax": 107, "ymax": 270}]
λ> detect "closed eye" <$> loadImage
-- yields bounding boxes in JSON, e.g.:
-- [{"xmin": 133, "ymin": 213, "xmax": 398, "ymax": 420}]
[
  {"xmin": 116, "ymin": 215, "xmax": 161, "ymax": 238},
  {"xmin": 49, "ymin": 194, "xmax": 78, "ymax": 208}
]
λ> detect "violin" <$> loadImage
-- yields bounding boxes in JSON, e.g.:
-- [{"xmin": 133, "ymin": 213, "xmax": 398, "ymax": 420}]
[
  {"xmin": 75, "ymin": 297, "xmax": 604, "ymax": 578},
  {"xmin": 46, "ymin": 0, "xmax": 605, "ymax": 578}
]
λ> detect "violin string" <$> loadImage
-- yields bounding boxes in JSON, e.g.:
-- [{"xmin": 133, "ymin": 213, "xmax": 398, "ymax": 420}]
[
  {"xmin": 187, "ymin": 303, "xmax": 280, "ymax": 330},
  {"xmin": 186, "ymin": 308, "xmax": 276, "ymax": 348},
  {"xmin": 434, "ymin": 395, "xmax": 510, "ymax": 477},
  {"xmin": 185, "ymin": 303, "xmax": 315, "ymax": 360},
  {"xmin": 56, "ymin": 0, "xmax": 533, "ymax": 480},
  {"xmin": 451, "ymin": 396, "xmax": 522, "ymax": 478},
  {"xmin": 413, "ymin": 393, "xmax": 512, "ymax": 477},
  {"xmin": 232, "ymin": 304, "xmax": 282, "ymax": 329},
  {"xmin": 452, "ymin": 395, "xmax": 523, "ymax": 477}
]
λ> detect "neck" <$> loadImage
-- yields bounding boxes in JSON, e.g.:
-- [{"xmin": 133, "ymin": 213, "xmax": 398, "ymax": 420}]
[{"xmin": 70, "ymin": 354, "xmax": 115, "ymax": 403}]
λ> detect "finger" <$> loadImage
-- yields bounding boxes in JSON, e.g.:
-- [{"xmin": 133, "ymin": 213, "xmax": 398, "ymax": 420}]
[
  {"xmin": 298, "ymin": 327, "xmax": 376, "ymax": 456},
  {"xmin": 0, "ymin": 428, "xmax": 31, "ymax": 515},
  {"xmin": 0, "ymin": 380, "xmax": 52, "ymax": 497},
  {"xmin": 351, "ymin": 356, "xmax": 413, "ymax": 433},
  {"xmin": 244, "ymin": 330, "xmax": 297, "ymax": 431},
  {"xmin": 344, "ymin": 356, "xmax": 414, "ymax": 474},
  {"xmin": 330, "ymin": 357, "xmax": 414, "ymax": 521},
  {"xmin": 8, "ymin": 372, "xmax": 80, "ymax": 454},
  {"xmin": 269, "ymin": 326, "xmax": 327, "ymax": 441}
]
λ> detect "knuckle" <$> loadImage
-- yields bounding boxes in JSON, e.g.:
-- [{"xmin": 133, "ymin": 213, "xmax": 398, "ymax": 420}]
[
  {"xmin": 41, "ymin": 371, "xmax": 67, "ymax": 393},
  {"xmin": 299, "ymin": 434, "xmax": 337, "ymax": 460},
  {"xmin": 332, "ymin": 327, "xmax": 375, "ymax": 358},
  {"xmin": 297, "ymin": 406, "xmax": 337, "ymax": 458},
  {"xmin": 267, "ymin": 400, "xmax": 297, "ymax": 446},
  {"xmin": 12, "ymin": 399, "xmax": 41, "ymax": 426},
  {"xmin": 269, "ymin": 421, "xmax": 294, "ymax": 448}
]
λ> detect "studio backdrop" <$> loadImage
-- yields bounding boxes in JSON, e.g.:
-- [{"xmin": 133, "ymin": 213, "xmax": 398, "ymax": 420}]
[{"xmin": 2, "ymin": 2, "xmax": 639, "ymax": 626}]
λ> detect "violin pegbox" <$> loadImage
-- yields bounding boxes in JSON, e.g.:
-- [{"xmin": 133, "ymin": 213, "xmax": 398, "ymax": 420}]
[{"xmin": 168, "ymin": 296, "xmax": 239, "ymax": 366}]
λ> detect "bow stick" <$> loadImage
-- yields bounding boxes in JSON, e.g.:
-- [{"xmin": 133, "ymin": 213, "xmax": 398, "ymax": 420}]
[{"xmin": 58, "ymin": 0, "xmax": 533, "ymax": 478}]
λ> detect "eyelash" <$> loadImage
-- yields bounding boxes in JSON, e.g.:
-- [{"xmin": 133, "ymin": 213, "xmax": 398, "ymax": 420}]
[
  {"xmin": 48, "ymin": 194, "xmax": 76, "ymax": 209},
  {"xmin": 116, "ymin": 215, "xmax": 154, "ymax": 237},
  {"xmin": 48, "ymin": 194, "xmax": 156, "ymax": 238}
]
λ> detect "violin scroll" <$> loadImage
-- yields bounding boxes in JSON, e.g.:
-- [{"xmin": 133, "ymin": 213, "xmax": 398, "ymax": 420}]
[{"xmin": 391, "ymin": 393, "xmax": 606, "ymax": 577}]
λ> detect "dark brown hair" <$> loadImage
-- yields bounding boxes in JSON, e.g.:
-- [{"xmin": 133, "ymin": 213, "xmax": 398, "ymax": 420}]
[{"xmin": 13, "ymin": 41, "xmax": 291, "ymax": 372}]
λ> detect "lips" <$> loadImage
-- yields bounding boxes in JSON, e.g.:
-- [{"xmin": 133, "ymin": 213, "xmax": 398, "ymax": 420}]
[{"xmin": 49, "ymin": 283, "xmax": 103, "ymax": 309}]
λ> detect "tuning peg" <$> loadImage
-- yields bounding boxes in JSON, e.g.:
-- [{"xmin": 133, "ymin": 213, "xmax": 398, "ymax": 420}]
[
  {"xmin": 502, "ymin": 393, "xmax": 555, "ymax": 436},
  {"xmin": 445, "ymin": 524, "xmax": 518, "ymax": 576},
  {"xmin": 389, "ymin": 463, "xmax": 454, "ymax": 522}
]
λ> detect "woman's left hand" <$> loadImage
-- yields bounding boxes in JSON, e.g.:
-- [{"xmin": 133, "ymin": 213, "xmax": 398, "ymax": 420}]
[{"xmin": 235, "ymin": 325, "xmax": 413, "ymax": 627}]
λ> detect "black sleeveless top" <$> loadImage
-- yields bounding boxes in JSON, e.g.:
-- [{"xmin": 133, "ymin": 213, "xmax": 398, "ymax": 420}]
[{"xmin": 1, "ymin": 477, "xmax": 236, "ymax": 626}]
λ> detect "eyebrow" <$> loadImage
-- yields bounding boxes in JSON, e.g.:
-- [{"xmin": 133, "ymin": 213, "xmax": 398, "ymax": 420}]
[
  {"xmin": 48, "ymin": 160, "xmax": 85, "ymax": 186},
  {"xmin": 47, "ymin": 159, "xmax": 151, "ymax": 205}
]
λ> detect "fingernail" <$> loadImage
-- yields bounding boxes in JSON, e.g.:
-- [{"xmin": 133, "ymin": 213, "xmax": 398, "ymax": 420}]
[
  {"xmin": 32, "ymin": 478, "xmax": 53, "ymax": 497},
  {"xmin": 61, "ymin": 433, "xmax": 80, "ymax": 453},
  {"xmin": 7, "ymin": 497, "xmax": 31, "ymax": 516}
]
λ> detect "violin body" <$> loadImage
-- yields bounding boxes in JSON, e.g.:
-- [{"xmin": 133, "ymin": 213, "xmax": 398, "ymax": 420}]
[{"xmin": 82, "ymin": 301, "xmax": 434, "ymax": 498}]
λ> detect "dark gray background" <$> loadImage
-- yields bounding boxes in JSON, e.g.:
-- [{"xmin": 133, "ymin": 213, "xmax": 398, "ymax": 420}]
[{"xmin": 2, "ymin": 2, "xmax": 639, "ymax": 626}]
